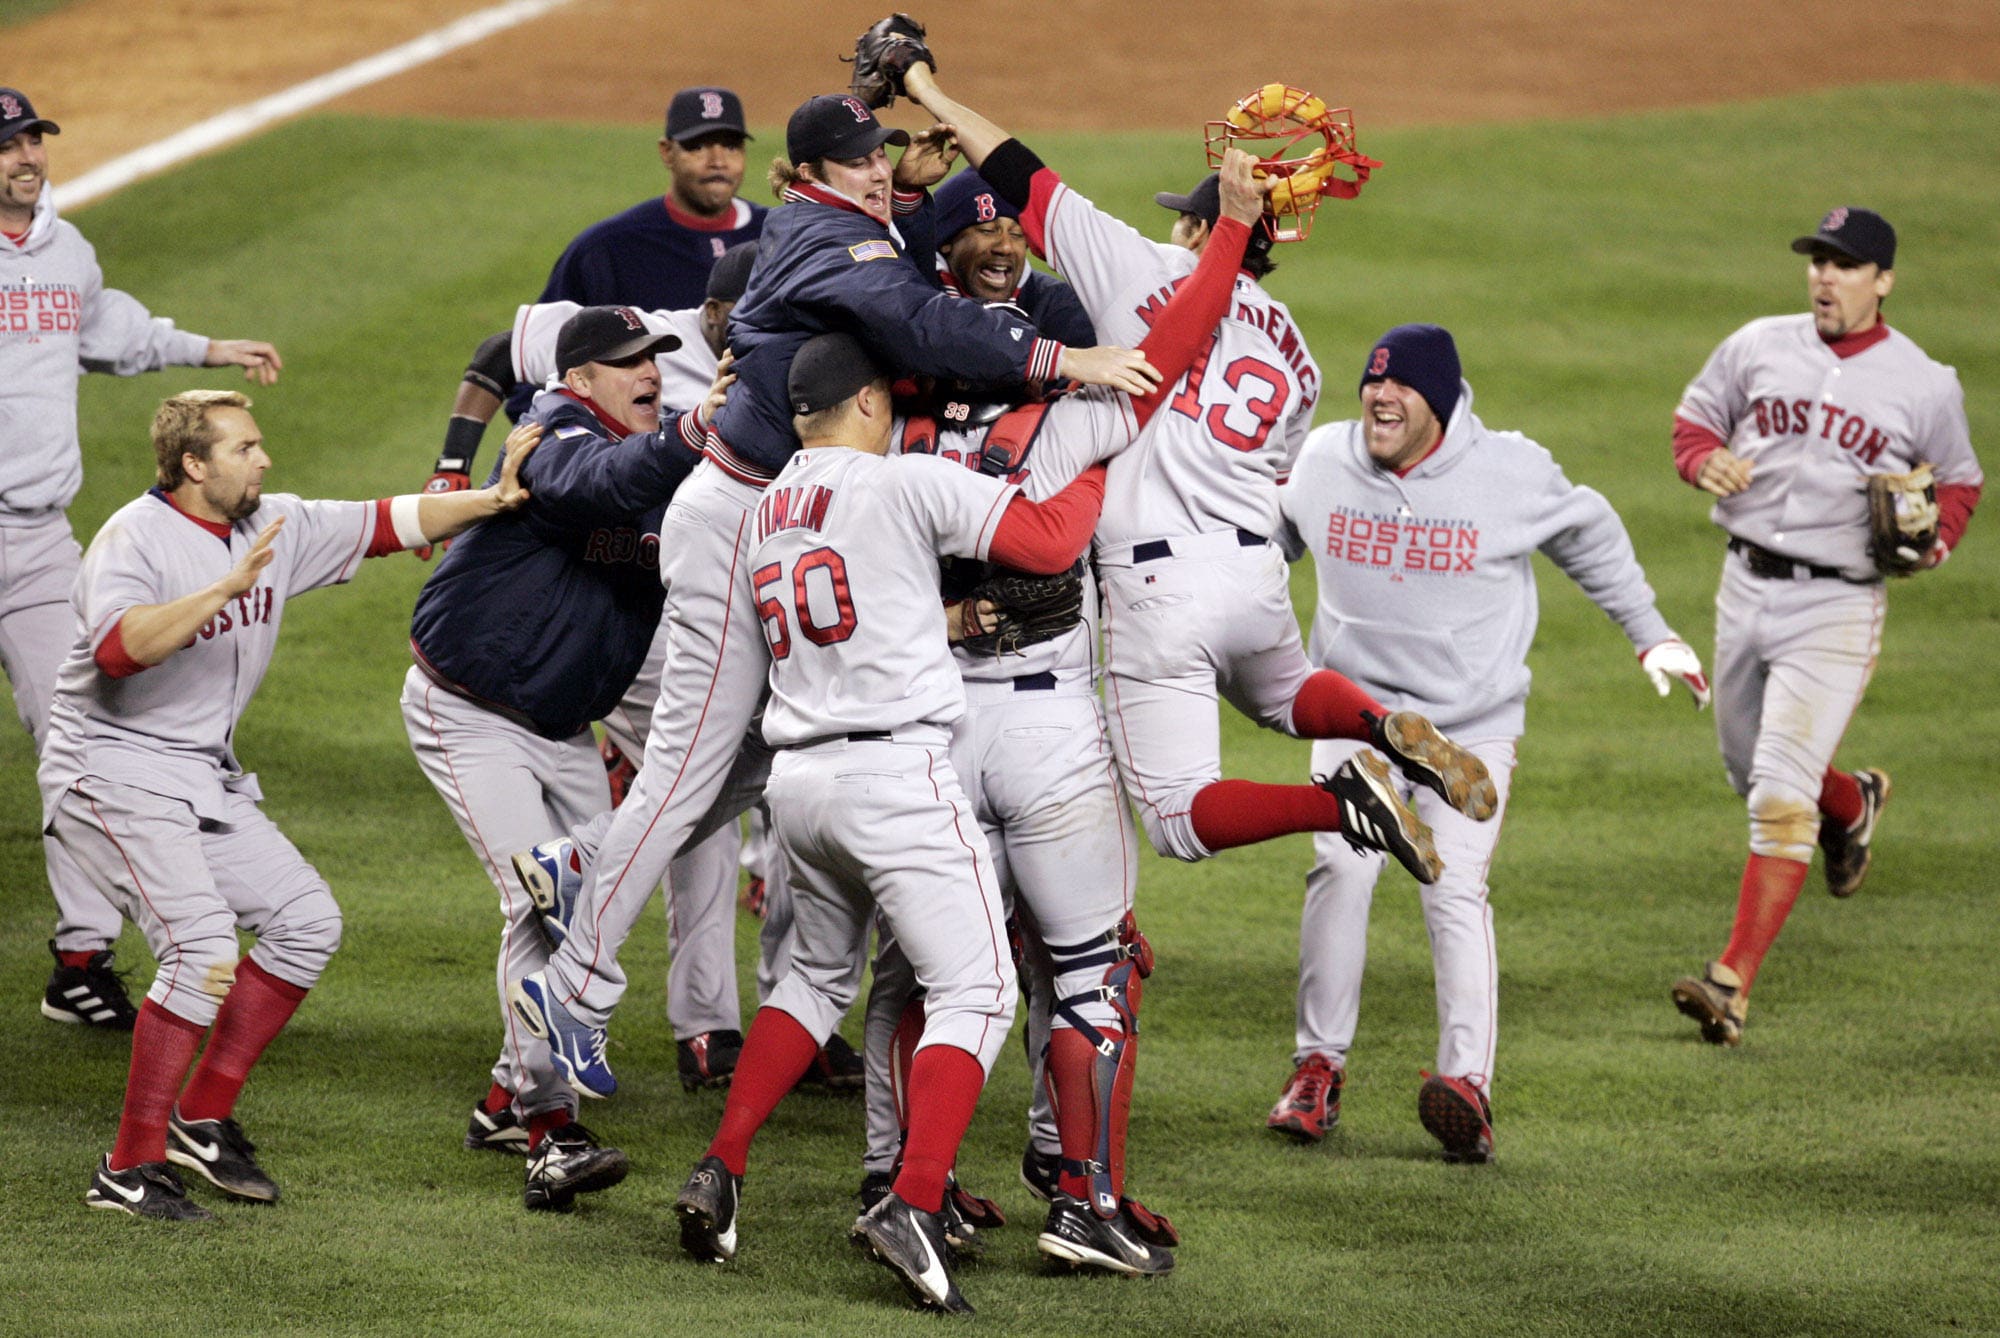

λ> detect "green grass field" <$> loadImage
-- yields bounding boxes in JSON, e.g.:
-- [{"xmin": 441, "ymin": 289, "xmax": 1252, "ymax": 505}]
[{"xmin": 4, "ymin": 83, "xmax": 1997, "ymax": 1336}]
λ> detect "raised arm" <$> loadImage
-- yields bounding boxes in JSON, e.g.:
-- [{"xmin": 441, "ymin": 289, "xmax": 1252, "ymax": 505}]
[{"xmin": 109, "ymin": 519, "xmax": 284, "ymax": 669}]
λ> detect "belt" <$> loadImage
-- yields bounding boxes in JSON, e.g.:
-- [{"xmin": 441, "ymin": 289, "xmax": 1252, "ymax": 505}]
[
  {"xmin": 846, "ymin": 731, "xmax": 891, "ymax": 742},
  {"xmin": 1013, "ymin": 671, "xmax": 1057, "ymax": 692},
  {"xmin": 1728, "ymin": 537, "xmax": 1870, "ymax": 584},
  {"xmin": 1132, "ymin": 529, "xmax": 1266, "ymax": 563}
]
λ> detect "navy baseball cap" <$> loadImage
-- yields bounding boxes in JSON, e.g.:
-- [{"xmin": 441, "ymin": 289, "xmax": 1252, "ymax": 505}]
[
  {"xmin": 1791, "ymin": 206, "xmax": 1895, "ymax": 269},
  {"xmin": 1155, "ymin": 173, "xmax": 1222, "ymax": 224},
  {"xmin": 666, "ymin": 87, "xmax": 750, "ymax": 144},
  {"xmin": 786, "ymin": 94, "xmax": 909, "ymax": 166},
  {"xmin": 935, "ymin": 167, "xmax": 1019, "ymax": 243},
  {"xmin": 0, "ymin": 89, "xmax": 60, "ymax": 142},
  {"xmin": 705, "ymin": 241, "xmax": 759, "ymax": 303},
  {"xmin": 789, "ymin": 332, "xmax": 886, "ymax": 414},
  {"xmin": 556, "ymin": 306, "xmax": 681, "ymax": 376},
  {"xmin": 1359, "ymin": 323, "xmax": 1462, "ymax": 428}
]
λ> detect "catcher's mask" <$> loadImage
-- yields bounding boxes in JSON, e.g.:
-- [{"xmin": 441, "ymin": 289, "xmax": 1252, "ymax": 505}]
[{"xmin": 1204, "ymin": 84, "xmax": 1382, "ymax": 243}]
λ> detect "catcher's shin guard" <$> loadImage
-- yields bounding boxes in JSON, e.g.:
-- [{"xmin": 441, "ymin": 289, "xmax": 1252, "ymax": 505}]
[{"xmin": 1046, "ymin": 913, "xmax": 1153, "ymax": 1219}]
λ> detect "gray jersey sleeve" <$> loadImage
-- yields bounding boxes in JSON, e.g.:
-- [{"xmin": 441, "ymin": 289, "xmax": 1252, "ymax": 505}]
[
  {"xmin": 1675, "ymin": 322, "xmax": 1753, "ymax": 439},
  {"xmin": 75, "ymin": 237, "xmax": 210, "ymax": 376},
  {"xmin": 258, "ymin": 495, "xmax": 379, "ymax": 593},
  {"xmin": 1523, "ymin": 444, "xmax": 1674, "ymax": 651}
]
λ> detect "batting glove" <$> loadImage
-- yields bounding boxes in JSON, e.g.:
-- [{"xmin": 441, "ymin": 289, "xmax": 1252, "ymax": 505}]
[
  {"xmin": 413, "ymin": 470, "xmax": 470, "ymax": 560},
  {"xmin": 1640, "ymin": 638, "xmax": 1711, "ymax": 710}
]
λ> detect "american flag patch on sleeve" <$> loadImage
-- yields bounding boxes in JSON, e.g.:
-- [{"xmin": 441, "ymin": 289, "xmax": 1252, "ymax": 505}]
[{"xmin": 848, "ymin": 239, "xmax": 897, "ymax": 263}]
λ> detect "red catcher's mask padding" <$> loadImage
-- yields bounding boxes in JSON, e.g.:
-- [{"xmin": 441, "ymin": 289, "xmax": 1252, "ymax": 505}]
[{"xmin": 1205, "ymin": 84, "xmax": 1383, "ymax": 243}]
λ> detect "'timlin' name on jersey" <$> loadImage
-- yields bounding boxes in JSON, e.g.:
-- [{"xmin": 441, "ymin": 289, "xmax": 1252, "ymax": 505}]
[{"xmin": 754, "ymin": 482, "xmax": 835, "ymax": 544}]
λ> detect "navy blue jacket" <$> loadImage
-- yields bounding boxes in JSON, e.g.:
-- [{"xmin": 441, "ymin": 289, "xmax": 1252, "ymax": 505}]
[
  {"xmin": 709, "ymin": 183, "xmax": 1065, "ymax": 479},
  {"xmin": 410, "ymin": 389, "xmax": 701, "ymax": 738},
  {"xmin": 1015, "ymin": 270, "xmax": 1095, "ymax": 348}
]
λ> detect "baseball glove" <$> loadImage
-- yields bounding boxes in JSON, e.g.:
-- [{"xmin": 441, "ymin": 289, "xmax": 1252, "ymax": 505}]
[
  {"xmin": 844, "ymin": 13, "xmax": 935, "ymax": 109},
  {"xmin": 1866, "ymin": 463, "xmax": 1939, "ymax": 575},
  {"xmin": 958, "ymin": 561, "xmax": 1084, "ymax": 657}
]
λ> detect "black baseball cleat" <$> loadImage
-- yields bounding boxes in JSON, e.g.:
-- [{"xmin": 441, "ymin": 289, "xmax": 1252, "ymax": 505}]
[
  {"xmin": 858, "ymin": 1169, "xmax": 894, "ymax": 1212},
  {"xmin": 86, "ymin": 1156, "xmax": 213, "ymax": 1221},
  {"xmin": 1036, "ymin": 1193, "xmax": 1175, "ymax": 1277},
  {"xmin": 41, "ymin": 941, "xmax": 139, "ymax": 1029},
  {"xmin": 1821, "ymin": 767, "xmax": 1891, "ymax": 898},
  {"xmin": 793, "ymin": 1033, "xmax": 865, "ymax": 1092},
  {"xmin": 522, "ymin": 1121, "xmax": 627, "ymax": 1212},
  {"xmin": 675, "ymin": 1154, "xmax": 741, "ymax": 1263},
  {"xmin": 1368, "ymin": 710, "xmax": 1498, "ymax": 822},
  {"xmin": 1020, "ymin": 1143, "xmax": 1061, "ymax": 1203},
  {"xmin": 677, "ymin": 1029, "xmax": 744, "ymax": 1091},
  {"xmin": 1417, "ymin": 1072, "xmax": 1494, "ymax": 1164},
  {"xmin": 167, "ymin": 1111, "xmax": 280, "ymax": 1202},
  {"xmin": 464, "ymin": 1100, "xmax": 529, "ymax": 1155},
  {"xmin": 1320, "ymin": 750, "xmax": 1444, "ymax": 883},
  {"xmin": 852, "ymin": 1190, "xmax": 974, "ymax": 1315}
]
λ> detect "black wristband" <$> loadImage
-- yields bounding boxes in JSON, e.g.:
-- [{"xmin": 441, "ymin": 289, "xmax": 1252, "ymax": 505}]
[
  {"xmin": 978, "ymin": 138, "xmax": 1043, "ymax": 211},
  {"xmin": 435, "ymin": 415, "xmax": 486, "ymax": 474},
  {"xmin": 462, "ymin": 330, "xmax": 515, "ymax": 400}
]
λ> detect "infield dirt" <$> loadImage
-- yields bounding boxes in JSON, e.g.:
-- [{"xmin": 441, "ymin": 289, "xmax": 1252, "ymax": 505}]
[{"xmin": 10, "ymin": 0, "xmax": 2000, "ymax": 181}]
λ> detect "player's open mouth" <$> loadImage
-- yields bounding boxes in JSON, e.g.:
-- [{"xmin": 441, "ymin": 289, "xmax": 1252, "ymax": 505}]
[
  {"xmin": 633, "ymin": 391, "xmax": 657, "ymax": 409},
  {"xmin": 977, "ymin": 262, "xmax": 1015, "ymax": 288}
]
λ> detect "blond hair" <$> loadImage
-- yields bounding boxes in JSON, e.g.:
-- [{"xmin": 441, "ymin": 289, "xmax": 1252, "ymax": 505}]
[
  {"xmin": 768, "ymin": 155, "xmax": 806, "ymax": 198},
  {"xmin": 152, "ymin": 389, "xmax": 252, "ymax": 489}
]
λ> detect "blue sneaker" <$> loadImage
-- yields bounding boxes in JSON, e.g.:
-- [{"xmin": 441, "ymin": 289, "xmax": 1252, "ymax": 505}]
[
  {"xmin": 509, "ymin": 972, "xmax": 616, "ymax": 1098},
  {"xmin": 512, "ymin": 838, "xmax": 585, "ymax": 948}
]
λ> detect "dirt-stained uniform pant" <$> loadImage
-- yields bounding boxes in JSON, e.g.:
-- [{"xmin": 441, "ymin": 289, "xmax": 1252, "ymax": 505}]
[
  {"xmin": 545, "ymin": 461, "xmax": 773, "ymax": 1029},
  {"xmin": 401, "ymin": 668, "xmax": 606, "ymax": 1117},
  {"xmin": 47, "ymin": 779, "xmax": 342, "ymax": 1027},
  {"xmin": 1098, "ymin": 535, "xmax": 1315, "ymax": 862},
  {"xmin": 1294, "ymin": 736, "xmax": 1518, "ymax": 1092},
  {"xmin": 1711, "ymin": 552, "xmax": 1886, "ymax": 860},
  {"xmin": 3, "ymin": 516, "xmax": 126, "ymax": 952},
  {"xmin": 765, "ymin": 733, "xmax": 1016, "ymax": 1073}
]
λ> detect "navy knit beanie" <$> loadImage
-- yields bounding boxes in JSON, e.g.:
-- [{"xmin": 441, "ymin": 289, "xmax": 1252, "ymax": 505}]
[
  {"xmin": 934, "ymin": 167, "xmax": 1021, "ymax": 245},
  {"xmin": 1358, "ymin": 324, "xmax": 1462, "ymax": 428}
]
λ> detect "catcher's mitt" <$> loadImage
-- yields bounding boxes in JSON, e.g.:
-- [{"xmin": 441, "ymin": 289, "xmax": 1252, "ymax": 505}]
[
  {"xmin": 844, "ymin": 13, "xmax": 935, "ymax": 110},
  {"xmin": 958, "ymin": 561, "xmax": 1084, "ymax": 657},
  {"xmin": 1866, "ymin": 463, "xmax": 1939, "ymax": 575}
]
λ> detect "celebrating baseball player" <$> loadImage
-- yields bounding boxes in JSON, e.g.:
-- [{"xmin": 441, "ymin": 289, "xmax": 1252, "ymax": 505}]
[
  {"xmin": 39, "ymin": 388, "xmax": 533, "ymax": 1220},
  {"xmin": 508, "ymin": 85, "xmax": 1162, "ymax": 1102},
  {"xmin": 1668, "ymin": 207, "xmax": 1981, "ymax": 1046},
  {"xmin": 1275, "ymin": 324, "xmax": 1710, "ymax": 1162},
  {"xmin": 403, "ymin": 306, "xmax": 720, "ymax": 1211},
  {"xmin": 1, "ymin": 88, "xmax": 282, "ymax": 1031},
  {"xmin": 672, "ymin": 329, "xmax": 1133, "ymax": 1314},
  {"xmin": 930, "ymin": 165, "xmax": 1094, "ymax": 345},
  {"xmin": 894, "ymin": 59, "xmax": 1487, "ymax": 880},
  {"xmin": 506, "ymin": 86, "xmax": 765, "ymax": 419}
]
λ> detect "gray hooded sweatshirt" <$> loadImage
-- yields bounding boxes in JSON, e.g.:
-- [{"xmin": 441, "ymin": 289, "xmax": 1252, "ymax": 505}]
[
  {"xmin": 1282, "ymin": 381, "xmax": 1672, "ymax": 741},
  {"xmin": 2, "ymin": 186, "xmax": 211, "ymax": 523}
]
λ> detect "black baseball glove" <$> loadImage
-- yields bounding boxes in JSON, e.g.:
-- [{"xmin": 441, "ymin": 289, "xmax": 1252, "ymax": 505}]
[
  {"xmin": 958, "ymin": 561, "xmax": 1085, "ymax": 657},
  {"xmin": 844, "ymin": 13, "xmax": 935, "ymax": 110}
]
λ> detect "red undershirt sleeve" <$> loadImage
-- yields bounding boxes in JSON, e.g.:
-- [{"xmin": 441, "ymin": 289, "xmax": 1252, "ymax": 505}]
[
  {"xmin": 1673, "ymin": 415, "xmax": 1725, "ymax": 487},
  {"xmin": 987, "ymin": 464, "xmax": 1107, "ymax": 573},
  {"xmin": 1937, "ymin": 482, "xmax": 1981, "ymax": 553},
  {"xmin": 363, "ymin": 498, "xmax": 404, "ymax": 558},
  {"xmin": 94, "ymin": 618, "xmax": 147, "ymax": 679}
]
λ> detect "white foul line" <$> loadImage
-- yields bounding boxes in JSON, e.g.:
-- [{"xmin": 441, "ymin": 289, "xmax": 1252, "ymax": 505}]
[{"xmin": 57, "ymin": 0, "xmax": 573, "ymax": 211}]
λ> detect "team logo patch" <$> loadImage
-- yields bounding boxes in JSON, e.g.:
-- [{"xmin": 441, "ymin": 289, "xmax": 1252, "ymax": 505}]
[
  {"xmin": 841, "ymin": 96, "xmax": 872, "ymax": 123},
  {"xmin": 613, "ymin": 306, "xmax": 645, "ymax": 331},
  {"xmin": 700, "ymin": 90, "xmax": 725, "ymax": 121},
  {"xmin": 1823, "ymin": 206, "xmax": 1849, "ymax": 231},
  {"xmin": 1369, "ymin": 346, "xmax": 1391, "ymax": 376},
  {"xmin": 974, "ymin": 192, "xmax": 997, "ymax": 222},
  {"xmin": 0, "ymin": 94, "xmax": 21, "ymax": 121},
  {"xmin": 848, "ymin": 239, "xmax": 896, "ymax": 263}
]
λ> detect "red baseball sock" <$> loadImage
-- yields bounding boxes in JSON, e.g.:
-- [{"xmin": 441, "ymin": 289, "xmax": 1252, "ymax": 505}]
[
  {"xmin": 893, "ymin": 1044, "xmax": 987, "ymax": 1214},
  {"xmin": 1046, "ymin": 1026, "xmax": 1130, "ymax": 1203},
  {"xmin": 110, "ymin": 1000, "xmax": 205, "ymax": 1170},
  {"xmin": 1189, "ymin": 779, "xmax": 1344, "ymax": 852},
  {"xmin": 1818, "ymin": 768, "xmax": 1864, "ymax": 828},
  {"xmin": 706, "ymin": 1006, "xmax": 820, "ymax": 1177},
  {"xmin": 1717, "ymin": 853, "xmax": 1811, "ymax": 991},
  {"xmin": 57, "ymin": 948, "xmax": 98, "ymax": 969},
  {"xmin": 1288, "ymin": 670, "xmax": 1386, "ymax": 740},
  {"xmin": 176, "ymin": 958, "xmax": 310, "ymax": 1124},
  {"xmin": 526, "ymin": 1107, "xmax": 572, "ymax": 1150},
  {"xmin": 481, "ymin": 1083, "xmax": 513, "ymax": 1115}
]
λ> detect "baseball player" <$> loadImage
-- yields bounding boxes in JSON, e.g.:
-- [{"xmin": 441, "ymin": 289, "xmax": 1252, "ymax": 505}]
[
  {"xmin": 930, "ymin": 166, "xmax": 1094, "ymax": 346},
  {"xmin": 507, "ymin": 87, "xmax": 766, "ymax": 419},
  {"xmin": 671, "ymin": 331, "xmax": 1122, "ymax": 1315},
  {"xmin": 419, "ymin": 245, "xmax": 763, "ymax": 1094},
  {"xmin": 849, "ymin": 154, "xmax": 1267, "ymax": 1278},
  {"xmin": 403, "ymin": 306, "xmax": 718, "ymax": 1211},
  {"xmin": 1276, "ymin": 324, "xmax": 1710, "ymax": 1161},
  {"xmin": 508, "ymin": 90, "xmax": 1161, "ymax": 1101},
  {"xmin": 1668, "ymin": 207, "xmax": 1981, "ymax": 1046},
  {"xmin": 40, "ymin": 388, "xmax": 533, "ymax": 1220},
  {"xmin": 1, "ymin": 88, "xmax": 282, "ymax": 1029},
  {"xmin": 898, "ymin": 63, "xmax": 1487, "ymax": 880}
]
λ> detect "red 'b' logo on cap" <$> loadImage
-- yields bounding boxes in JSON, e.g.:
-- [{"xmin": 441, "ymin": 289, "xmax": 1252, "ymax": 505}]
[
  {"xmin": 841, "ymin": 96, "xmax": 872, "ymax": 123},
  {"xmin": 1369, "ymin": 346, "xmax": 1391, "ymax": 376},
  {"xmin": 0, "ymin": 94, "xmax": 21, "ymax": 120},
  {"xmin": 974, "ymin": 193, "xmax": 997, "ymax": 222},
  {"xmin": 1823, "ymin": 207, "xmax": 1849, "ymax": 231},
  {"xmin": 700, "ymin": 91, "xmax": 724, "ymax": 121},
  {"xmin": 614, "ymin": 306, "xmax": 645, "ymax": 331}
]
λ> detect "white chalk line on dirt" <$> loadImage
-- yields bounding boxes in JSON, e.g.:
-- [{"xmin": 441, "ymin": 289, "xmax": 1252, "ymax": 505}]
[{"xmin": 57, "ymin": 0, "xmax": 573, "ymax": 210}]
